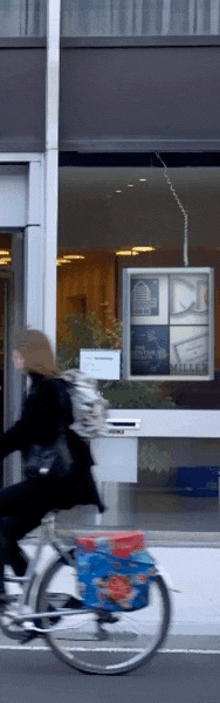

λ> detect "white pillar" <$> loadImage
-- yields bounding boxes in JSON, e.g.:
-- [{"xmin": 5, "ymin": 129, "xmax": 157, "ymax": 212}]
[{"xmin": 43, "ymin": 0, "xmax": 61, "ymax": 353}]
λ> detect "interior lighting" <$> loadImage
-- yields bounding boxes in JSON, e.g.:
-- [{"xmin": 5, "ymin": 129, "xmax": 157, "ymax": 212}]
[
  {"xmin": 0, "ymin": 250, "xmax": 10, "ymax": 255},
  {"xmin": 115, "ymin": 190, "xmax": 122, "ymax": 193},
  {"xmin": 139, "ymin": 178, "xmax": 147, "ymax": 182},
  {"xmin": 116, "ymin": 250, "xmax": 139, "ymax": 256},
  {"xmin": 56, "ymin": 258, "xmax": 69, "ymax": 264},
  {"xmin": 0, "ymin": 259, "xmax": 11, "ymax": 265},
  {"xmin": 132, "ymin": 246, "xmax": 156, "ymax": 253},
  {"xmin": 63, "ymin": 255, "xmax": 85, "ymax": 260},
  {"xmin": 127, "ymin": 184, "xmax": 135, "ymax": 187}
]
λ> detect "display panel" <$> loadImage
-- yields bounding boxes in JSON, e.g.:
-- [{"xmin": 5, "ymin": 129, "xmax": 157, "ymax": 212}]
[{"xmin": 123, "ymin": 268, "xmax": 214, "ymax": 381}]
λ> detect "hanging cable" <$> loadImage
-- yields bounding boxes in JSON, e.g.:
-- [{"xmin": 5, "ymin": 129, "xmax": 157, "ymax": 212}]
[{"xmin": 155, "ymin": 152, "xmax": 189, "ymax": 267}]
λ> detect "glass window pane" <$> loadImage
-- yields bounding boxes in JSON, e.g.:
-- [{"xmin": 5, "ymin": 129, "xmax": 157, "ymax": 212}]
[
  {"xmin": 0, "ymin": 0, "xmax": 46, "ymax": 37},
  {"xmin": 61, "ymin": 0, "xmax": 220, "ymax": 38},
  {"xmin": 58, "ymin": 162, "xmax": 220, "ymax": 530},
  {"xmin": 58, "ymin": 163, "xmax": 220, "ymax": 410}
]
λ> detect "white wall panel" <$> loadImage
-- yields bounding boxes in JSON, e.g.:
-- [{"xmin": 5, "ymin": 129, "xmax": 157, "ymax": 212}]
[{"xmin": 0, "ymin": 165, "xmax": 27, "ymax": 227}]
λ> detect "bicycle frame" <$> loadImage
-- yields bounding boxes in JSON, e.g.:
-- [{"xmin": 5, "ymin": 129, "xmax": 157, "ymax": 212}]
[{"xmin": 2, "ymin": 512, "xmax": 91, "ymax": 635}]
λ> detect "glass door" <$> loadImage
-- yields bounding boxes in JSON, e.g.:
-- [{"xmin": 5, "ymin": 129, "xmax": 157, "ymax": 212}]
[{"xmin": 0, "ymin": 232, "xmax": 24, "ymax": 487}]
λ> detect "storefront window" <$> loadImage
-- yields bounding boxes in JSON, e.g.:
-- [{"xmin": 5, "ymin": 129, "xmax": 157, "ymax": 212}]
[
  {"xmin": 61, "ymin": 0, "xmax": 220, "ymax": 38},
  {"xmin": 58, "ymin": 161, "xmax": 220, "ymax": 531},
  {"xmin": 0, "ymin": 0, "xmax": 46, "ymax": 37},
  {"xmin": 58, "ymin": 163, "xmax": 220, "ymax": 410}
]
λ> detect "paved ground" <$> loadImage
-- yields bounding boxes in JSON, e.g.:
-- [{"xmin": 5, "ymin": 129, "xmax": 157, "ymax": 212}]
[{"xmin": 0, "ymin": 650, "xmax": 220, "ymax": 703}]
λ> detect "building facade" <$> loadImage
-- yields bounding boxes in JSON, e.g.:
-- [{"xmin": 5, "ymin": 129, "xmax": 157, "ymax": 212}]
[{"xmin": 1, "ymin": 0, "xmax": 220, "ymax": 530}]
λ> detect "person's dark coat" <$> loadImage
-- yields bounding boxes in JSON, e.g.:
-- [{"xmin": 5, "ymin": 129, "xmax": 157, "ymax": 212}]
[
  {"xmin": 0, "ymin": 372, "xmax": 104, "ymax": 514},
  {"xmin": 0, "ymin": 372, "xmax": 105, "ymax": 577}
]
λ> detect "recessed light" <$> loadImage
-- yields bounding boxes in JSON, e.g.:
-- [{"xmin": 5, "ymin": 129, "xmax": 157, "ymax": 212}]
[
  {"xmin": 115, "ymin": 190, "xmax": 122, "ymax": 193},
  {"xmin": 63, "ymin": 255, "xmax": 85, "ymax": 260},
  {"xmin": 56, "ymin": 259, "xmax": 69, "ymax": 264},
  {"xmin": 127, "ymin": 184, "xmax": 134, "ymax": 188},
  {"xmin": 132, "ymin": 246, "xmax": 155, "ymax": 252},
  {"xmin": 116, "ymin": 250, "xmax": 139, "ymax": 256}
]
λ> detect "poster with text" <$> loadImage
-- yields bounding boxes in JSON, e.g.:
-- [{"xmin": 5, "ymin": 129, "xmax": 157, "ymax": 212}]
[
  {"xmin": 131, "ymin": 325, "xmax": 169, "ymax": 375},
  {"xmin": 170, "ymin": 326, "xmax": 209, "ymax": 375},
  {"xmin": 130, "ymin": 275, "xmax": 168, "ymax": 325},
  {"xmin": 170, "ymin": 274, "xmax": 209, "ymax": 326}
]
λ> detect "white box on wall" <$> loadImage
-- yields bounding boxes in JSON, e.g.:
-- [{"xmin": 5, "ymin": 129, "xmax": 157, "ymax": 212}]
[{"xmin": 91, "ymin": 437, "xmax": 138, "ymax": 483}]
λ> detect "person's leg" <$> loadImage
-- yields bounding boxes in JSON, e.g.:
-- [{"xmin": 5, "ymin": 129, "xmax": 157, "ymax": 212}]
[
  {"xmin": 0, "ymin": 519, "xmax": 7, "ymax": 592},
  {"xmin": 0, "ymin": 479, "xmax": 53, "ymax": 600},
  {"xmin": 4, "ymin": 525, "xmax": 28, "ymax": 577}
]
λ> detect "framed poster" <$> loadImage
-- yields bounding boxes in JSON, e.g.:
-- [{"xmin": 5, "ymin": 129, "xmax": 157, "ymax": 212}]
[{"xmin": 123, "ymin": 268, "xmax": 214, "ymax": 381}]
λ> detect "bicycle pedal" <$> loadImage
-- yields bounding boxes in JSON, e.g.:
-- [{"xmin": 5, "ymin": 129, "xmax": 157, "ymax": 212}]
[
  {"xmin": 97, "ymin": 612, "xmax": 119, "ymax": 624},
  {"xmin": 65, "ymin": 596, "xmax": 85, "ymax": 610},
  {"xmin": 18, "ymin": 630, "xmax": 39, "ymax": 645}
]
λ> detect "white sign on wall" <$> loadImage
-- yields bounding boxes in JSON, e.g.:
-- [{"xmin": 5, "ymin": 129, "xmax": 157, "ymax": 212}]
[
  {"xmin": 123, "ymin": 267, "xmax": 214, "ymax": 381},
  {"xmin": 80, "ymin": 348, "xmax": 121, "ymax": 379},
  {"xmin": 91, "ymin": 437, "xmax": 138, "ymax": 483}
]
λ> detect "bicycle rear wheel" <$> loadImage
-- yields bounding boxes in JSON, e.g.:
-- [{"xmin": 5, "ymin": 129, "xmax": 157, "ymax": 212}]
[{"xmin": 36, "ymin": 550, "xmax": 171, "ymax": 675}]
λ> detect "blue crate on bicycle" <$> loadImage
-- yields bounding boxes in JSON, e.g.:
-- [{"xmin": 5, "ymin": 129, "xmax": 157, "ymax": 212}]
[{"xmin": 75, "ymin": 531, "xmax": 155, "ymax": 612}]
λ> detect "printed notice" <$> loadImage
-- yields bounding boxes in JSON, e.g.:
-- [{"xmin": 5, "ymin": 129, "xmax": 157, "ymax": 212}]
[{"xmin": 80, "ymin": 349, "xmax": 121, "ymax": 379}]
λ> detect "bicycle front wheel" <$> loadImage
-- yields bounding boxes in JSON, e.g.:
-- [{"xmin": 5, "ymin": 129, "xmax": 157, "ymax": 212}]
[{"xmin": 36, "ymin": 550, "xmax": 171, "ymax": 675}]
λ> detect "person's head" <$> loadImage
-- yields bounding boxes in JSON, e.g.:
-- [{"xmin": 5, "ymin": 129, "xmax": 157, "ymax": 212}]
[{"xmin": 13, "ymin": 327, "xmax": 58, "ymax": 377}]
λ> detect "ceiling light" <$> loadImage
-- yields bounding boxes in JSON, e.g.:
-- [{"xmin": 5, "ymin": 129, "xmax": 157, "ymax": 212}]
[
  {"xmin": 56, "ymin": 258, "xmax": 69, "ymax": 264},
  {"xmin": 116, "ymin": 250, "xmax": 139, "ymax": 256},
  {"xmin": 0, "ymin": 259, "xmax": 11, "ymax": 265},
  {"xmin": 115, "ymin": 190, "xmax": 122, "ymax": 193},
  {"xmin": 0, "ymin": 250, "xmax": 10, "ymax": 255},
  {"xmin": 127, "ymin": 184, "xmax": 134, "ymax": 188},
  {"xmin": 132, "ymin": 246, "xmax": 156, "ymax": 253},
  {"xmin": 63, "ymin": 255, "xmax": 85, "ymax": 260},
  {"xmin": 139, "ymin": 178, "xmax": 147, "ymax": 182}
]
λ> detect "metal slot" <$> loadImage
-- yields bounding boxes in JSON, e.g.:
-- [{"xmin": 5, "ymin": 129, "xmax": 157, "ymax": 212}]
[{"xmin": 106, "ymin": 418, "xmax": 140, "ymax": 429}]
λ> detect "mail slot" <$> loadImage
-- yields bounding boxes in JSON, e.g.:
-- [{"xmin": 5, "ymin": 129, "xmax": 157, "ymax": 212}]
[{"xmin": 106, "ymin": 418, "xmax": 141, "ymax": 435}]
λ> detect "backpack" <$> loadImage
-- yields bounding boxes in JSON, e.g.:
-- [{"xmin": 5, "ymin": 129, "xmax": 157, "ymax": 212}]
[{"xmin": 60, "ymin": 369, "xmax": 110, "ymax": 439}]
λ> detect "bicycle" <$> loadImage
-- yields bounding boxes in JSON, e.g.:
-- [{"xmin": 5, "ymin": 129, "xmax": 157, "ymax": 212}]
[{"xmin": 0, "ymin": 512, "xmax": 172, "ymax": 675}]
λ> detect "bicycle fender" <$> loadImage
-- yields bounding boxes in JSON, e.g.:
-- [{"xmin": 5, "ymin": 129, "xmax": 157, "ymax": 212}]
[{"xmin": 155, "ymin": 564, "xmax": 181, "ymax": 593}]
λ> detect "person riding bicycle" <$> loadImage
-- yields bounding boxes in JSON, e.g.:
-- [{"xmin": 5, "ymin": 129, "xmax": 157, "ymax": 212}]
[{"xmin": 0, "ymin": 327, "xmax": 105, "ymax": 603}]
